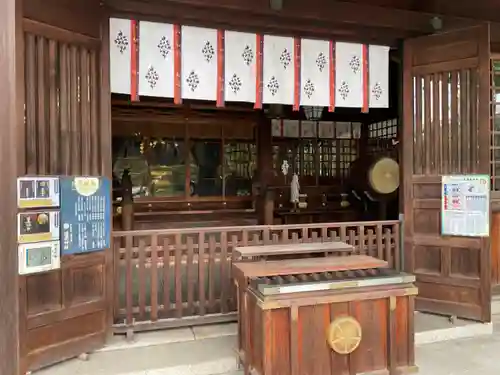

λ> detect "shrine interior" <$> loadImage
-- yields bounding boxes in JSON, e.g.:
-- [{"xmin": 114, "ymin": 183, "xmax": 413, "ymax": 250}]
[{"xmin": 111, "ymin": 53, "xmax": 401, "ymax": 232}]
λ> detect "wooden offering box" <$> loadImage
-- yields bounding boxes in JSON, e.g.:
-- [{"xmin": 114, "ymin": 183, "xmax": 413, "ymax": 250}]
[
  {"xmin": 233, "ymin": 242, "xmax": 354, "ymax": 361},
  {"xmin": 234, "ymin": 255, "xmax": 418, "ymax": 375}
]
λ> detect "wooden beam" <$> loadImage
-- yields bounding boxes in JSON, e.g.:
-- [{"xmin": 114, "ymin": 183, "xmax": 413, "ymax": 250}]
[
  {"xmin": 0, "ymin": 0, "xmax": 22, "ymax": 375},
  {"xmin": 107, "ymin": 0, "xmax": 478, "ymax": 34},
  {"xmin": 106, "ymin": 0, "xmax": 443, "ymax": 46},
  {"xmin": 413, "ymin": 0, "xmax": 500, "ymax": 24}
]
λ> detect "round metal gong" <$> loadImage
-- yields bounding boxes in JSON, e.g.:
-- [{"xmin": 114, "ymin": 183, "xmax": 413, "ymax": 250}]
[
  {"xmin": 368, "ymin": 157, "xmax": 399, "ymax": 195},
  {"xmin": 326, "ymin": 316, "xmax": 362, "ymax": 355}
]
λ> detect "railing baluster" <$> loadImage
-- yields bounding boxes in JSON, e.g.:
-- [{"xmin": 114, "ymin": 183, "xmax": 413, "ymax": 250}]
[
  {"xmin": 198, "ymin": 232, "xmax": 206, "ymax": 316},
  {"xmin": 174, "ymin": 233, "xmax": 183, "ymax": 319},
  {"xmin": 394, "ymin": 223, "xmax": 401, "ymax": 271},
  {"xmin": 376, "ymin": 224, "xmax": 383, "ymax": 260},
  {"xmin": 186, "ymin": 236, "xmax": 195, "ymax": 316},
  {"xmin": 208, "ymin": 234, "xmax": 217, "ymax": 313},
  {"xmin": 220, "ymin": 231, "xmax": 229, "ymax": 313},
  {"xmin": 150, "ymin": 234, "xmax": 158, "ymax": 322},
  {"xmin": 125, "ymin": 235, "xmax": 133, "ymax": 326},
  {"xmin": 384, "ymin": 228, "xmax": 393, "ymax": 268},
  {"xmin": 163, "ymin": 237, "xmax": 171, "ymax": 317},
  {"xmin": 138, "ymin": 237, "xmax": 146, "ymax": 320}
]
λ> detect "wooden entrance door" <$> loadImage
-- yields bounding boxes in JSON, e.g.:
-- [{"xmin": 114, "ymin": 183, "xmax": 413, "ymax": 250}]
[
  {"xmin": 21, "ymin": 0, "xmax": 112, "ymax": 371},
  {"xmin": 402, "ymin": 25, "xmax": 492, "ymax": 322}
]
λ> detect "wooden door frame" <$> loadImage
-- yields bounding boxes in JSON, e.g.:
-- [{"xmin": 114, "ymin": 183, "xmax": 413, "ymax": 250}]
[
  {"xmin": 16, "ymin": 2, "xmax": 114, "ymax": 372},
  {"xmin": 402, "ymin": 24, "xmax": 492, "ymax": 322},
  {"xmin": 0, "ymin": 0, "xmax": 23, "ymax": 374}
]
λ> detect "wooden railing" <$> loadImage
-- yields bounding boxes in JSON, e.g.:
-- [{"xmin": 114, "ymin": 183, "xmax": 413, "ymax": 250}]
[{"xmin": 112, "ymin": 220, "xmax": 401, "ymax": 332}]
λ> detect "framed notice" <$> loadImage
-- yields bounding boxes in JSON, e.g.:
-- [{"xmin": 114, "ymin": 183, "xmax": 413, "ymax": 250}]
[
  {"xmin": 60, "ymin": 176, "xmax": 111, "ymax": 255},
  {"xmin": 17, "ymin": 176, "xmax": 60, "ymax": 209},
  {"xmin": 441, "ymin": 174, "xmax": 490, "ymax": 237}
]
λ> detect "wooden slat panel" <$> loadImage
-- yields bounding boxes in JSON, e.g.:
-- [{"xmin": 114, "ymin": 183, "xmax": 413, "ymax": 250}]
[
  {"xmin": 36, "ymin": 36, "xmax": 48, "ymax": 174},
  {"xmin": 25, "ymin": 33, "xmax": 37, "ymax": 174},
  {"xmin": 90, "ymin": 50, "xmax": 100, "ymax": 175},
  {"xmin": 441, "ymin": 72, "xmax": 450, "ymax": 174},
  {"xmin": 450, "ymin": 70, "xmax": 459, "ymax": 173},
  {"xmin": 80, "ymin": 47, "xmax": 91, "ymax": 175},
  {"xmin": 432, "ymin": 73, "xmax": 441, "ymax": 174},
  {"xmin": 69, "ymin": 45, "xmax": 80, "ymax": 174},
  {"xmin": 48, "ymin": 39, "xmax": 59, "ymax": 174},
  {"xmin": 59, "ymin": 43, "xmax": 71, "ymax": 174},
  {"xmin": 413, "ymin": 77, "xmax": 423, "ymax": 175}
]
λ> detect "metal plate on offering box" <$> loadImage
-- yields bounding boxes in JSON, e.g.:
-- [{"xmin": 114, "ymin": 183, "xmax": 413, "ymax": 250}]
[{"xmin": 249, "ymin": 267, "xmax": 416, "ymax": 296}]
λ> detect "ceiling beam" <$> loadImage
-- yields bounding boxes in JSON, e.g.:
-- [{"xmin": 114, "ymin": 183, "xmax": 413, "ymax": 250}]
[
  {"xmin": 412, "ymin": 0, "xmax": 500, "ymax": 23},
  {"xmin": 109, "ymin": 0, "xmax": 480, "ymax": 32},
  {"xmin": 108, "ymin": 0, "xmax": 424, "ymax": 46}
]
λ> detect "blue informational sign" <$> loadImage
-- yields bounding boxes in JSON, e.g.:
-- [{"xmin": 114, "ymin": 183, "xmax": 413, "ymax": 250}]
[{"xmin": 60, "ymin": 176, "xmax": 111, "ymax": 255}]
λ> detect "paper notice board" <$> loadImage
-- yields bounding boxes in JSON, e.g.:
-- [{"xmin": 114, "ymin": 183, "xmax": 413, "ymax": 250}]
[{"xmin": 441, "ymin": 174, "xmax": 490, "ymax": 237}]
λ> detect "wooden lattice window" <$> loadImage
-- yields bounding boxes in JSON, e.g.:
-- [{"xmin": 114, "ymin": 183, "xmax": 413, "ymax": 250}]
[
  {"xmin": 318, "ymin": 140, "xmax": 336, "ymax": 177},
  {"xmin": 223, "ymin": 142, "xmax": 257, "ymax": 196},
  {"xmin": 491, "ymin": 59, "xmax": 500, "ymax": 191},
  {"xmin": 300, "ymin": 140, "xmax": 316, "ymax": 176},
  {"xmin": 272, "ymin": 140, "xmax": 300, "ymax": 174},
  {"xmin": 367, "ymin": 119, "xmax": 399, "ymax": 159},
  {"xmin": 338, "ymin": 139, "xmax": 358, "ymax": 178},
  {"xmin": 271, "ymin": 122, "xmax": 360, "ymax": 182}
]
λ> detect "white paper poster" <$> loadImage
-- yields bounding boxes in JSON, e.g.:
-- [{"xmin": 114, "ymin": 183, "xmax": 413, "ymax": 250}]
[
  {"xmin": 181, "ymin": 26, "xmax": 218, "ymax": 101},
  {"xmin": 318, "ymin": 121, "xmax": 335, "ymax": 139},
  {"xmin": 301, "ymin": 120, "xmax": 317, "ymax": 138},
  {"xmin": 225, "ymin": 31, "xmax": 257, "ymax": 103},
  {"xmin": 283, "ymin": 120, "xmax": 299, "ymax": 138},
  {"xmin": 272, "ymin": 119, "xmax": 283, "ymax": 137},
  {"xmin": 442, "ymin": 175, "xmax": 490, "ymax": 237},
  {"xmin": 138, "ymin": 21, "xmax": 175, "ymax": 98}
]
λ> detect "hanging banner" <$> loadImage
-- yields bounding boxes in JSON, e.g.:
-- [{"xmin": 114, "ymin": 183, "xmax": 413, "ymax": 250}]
[
  {"xmin": 369, "ymin": 45, "xmax": 390, "ymax": 108},
  {"xmin": 138, "ymin": 21, "xmax": 175, "ymax": 98},
  {"xmin": 181, "ymin": 26, "xmax": 219, "ymax": 101},
  {"xmin": 441, "ymin": 175, "xmax": 490, "ymax": 237},
  {"xmin": 224, "ymin": 31, "xmax": 257, "ymax": 103},
  {"xmin": 110, "ymin": 18, "xmax": 133, "ymax": 95},
  {"xmin": 335, "ymin": 42, "xmax": 365, "ymax": 108},
  {"xmin": 300, "ymin": 39, "xmax": 331, "ymax": 107},
  {"xmin": 262, "ymin": 35, "xmax": 295, "ymax": 105}
]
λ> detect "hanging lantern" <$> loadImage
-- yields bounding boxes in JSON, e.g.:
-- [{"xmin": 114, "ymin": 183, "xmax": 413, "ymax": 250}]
[{"xmin": 303, "ymin": 106, "xmax": 324, "ymax": 121}]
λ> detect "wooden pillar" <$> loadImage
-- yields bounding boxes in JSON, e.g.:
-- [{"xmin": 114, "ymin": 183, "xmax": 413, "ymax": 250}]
[
  {"xmin": 257, "ymin": 116, "xmax": 274, "ymax": 225},
  {"xmin": 0, "ymin": 0, "xmax": 22, "ymax": 374}
]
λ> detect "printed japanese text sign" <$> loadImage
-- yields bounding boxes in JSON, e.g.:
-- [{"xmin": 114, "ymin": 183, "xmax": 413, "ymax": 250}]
[
  {"xmin": 441, "ymin": 175, "xmax": 490, "ymax": 237},
  {"xmin": 60, "ymin": 176, "xmax": 111, "ymax": 255}
]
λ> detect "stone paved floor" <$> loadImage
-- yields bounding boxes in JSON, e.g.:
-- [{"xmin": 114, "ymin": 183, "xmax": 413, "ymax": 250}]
[
  {"xmin": 225, "ymin": 322, "xmax": 500, "ymax": 375},
  {"xmin": 34, "ymin": 317, "xmax": 500, "ymax": 375},
  {"xmin": 414, "ymin": 327, "xmax": 500, "ymax": 375}
]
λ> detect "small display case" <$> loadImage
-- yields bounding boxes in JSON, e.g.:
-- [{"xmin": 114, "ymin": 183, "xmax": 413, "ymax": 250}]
[
  {"xmin": 18, "ymin": 241, "xmax": 61, "ymax": 275},
  {"xmin": 17, "ymin": 176, "xmax": 60, "ymax": 209},
  {"xmin": 17, "ymin": 210, "xmax": 60, "ymax": 244}
]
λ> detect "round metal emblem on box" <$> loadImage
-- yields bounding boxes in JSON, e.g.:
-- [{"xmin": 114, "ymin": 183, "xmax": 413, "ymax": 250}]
[{"xmin": 326, "ymin": 316, "xmax": 362, "ymax": 354}]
